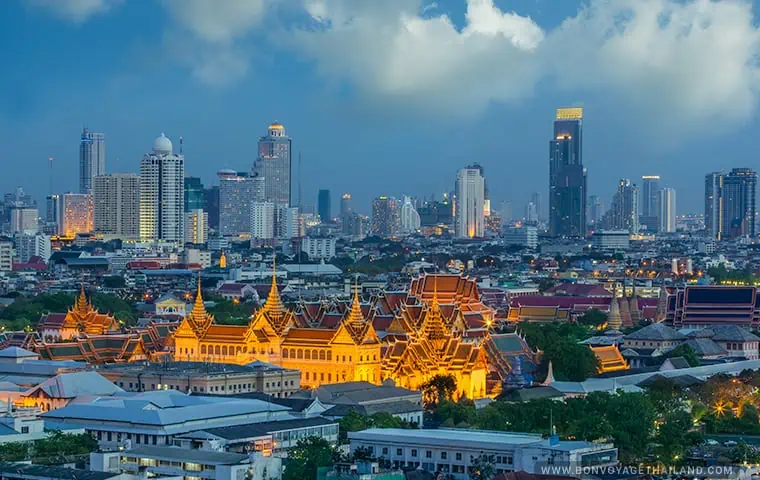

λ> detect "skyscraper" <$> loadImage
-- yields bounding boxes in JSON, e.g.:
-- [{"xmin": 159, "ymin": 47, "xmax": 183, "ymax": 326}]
[
  {"xmin": 204, "ymin": 186, "xmax": 220, "ymax": 230},
  {"xmin": 722, "ymin": 168, "xmax": 757, "ymax": 239},
  {"xmin": 455, "ymin": 165, "xmax": 485, "ymax": 238},
  {"xmin": 601, "ymin": 179, "xmax": 639, "ymax": 233},
  {"xmin": 139, "ymin": 133, "xmax": 185, "ymax": 242},
  {"xmin": 185, "ymin": 209, "xmax": 208, "ymax": 245},
  {"xmin": 93, "ymin": 173, "xmax": 139, "ymax": 238},
  {"xmin": 371, "ymin": 196, "xmax": 400, "ymax": 237},
  {"xmin": 218, "ymin": 170, "xmax": 265, "ymax": 236},
  {"xmin": 400, "ymin": 196, "xmax": 421, "ymax": 235},
  {"xmin": 250, "ymin": 202, "xmax": 275, "ymax": 240},
  {"xmin": 318, "ymin": 189, "xmax": 331, "ymax": 222},
  {"xmin": 10, "ymin": 208, "xmax": 38, "ymax": 235},
  {"xmin": 44, "ymin": 194, "xmax": 60, "ymax": 235},
  {"xmin": 59, "ymin": 193, "xmax": 93, "ymax": 236},
  {"xmin": 705, "ymin": 172, "xmax": 723, "ymax": 240},
  {"xmin": 641, "ymin": 176, "xmax": 660, "ymax": 216},
  {"xmin": 79, "ymin": 128, "xmax": 106, "ymax": 194},
  {"xmin": 184, "ymin": 177, "xmax": 205, "ymax": 212},
  {"xmin": 588, "ymin": 195, "xmax": 602, "ymax": 227},
  {"xmin": 657, "ymin": 188, "xmax": 676, "ymax": 233},
  {"xmin": 549, "ymin": 107, "xmax": 586, "ymax": 237},
  {"xmin": 253, "ymin": 122, "xmax": 292, "ymax": 206}
]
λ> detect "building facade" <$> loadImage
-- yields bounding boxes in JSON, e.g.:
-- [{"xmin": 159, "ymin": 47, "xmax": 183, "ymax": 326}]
[
  {"xmin": 722, "ymin": 168, "xmax": 757, "ymax": 239},
  {"xmin": 185, "ymin": 209, "xmax": 208, "ymax": 245},
  {"xmin": 455, "ymin": 166, "xmax": 485, "ymax": 238},
  {"xmin": 318, "ymin": 189, "xmax": 331, "ymax": 222},
  {"xmin": 10, "ymin": 208, "xmax": 38, "ymax": 235},
  {"xmin": 549, "ymin": 107, "xmax": 586, "ymax": 237},
  {"xmin": 657, "ymin": 187, "xmax": 676, "ymax": 233},
  {"xmin": 93, "ymin": 174, "xmax": 140, "ymax": 239},
  {"xmin": 0, "ymin": 239, "xmax": 11, "ymax": 271},
  {"xmin": 219, "ymin": 170, "xmax": 264, "ymax": 236},
  {"xmin": 15, "ymin": 233, "xmax": 51, "ymax": 263},
  {"xmin": 251, "ymin": 202, "xmax": 275, "ymax": 240},
  {"xmin": 59, "ymin": 193, "xmax": 93, "ymax": 236},
  {"xmin": 79, "ymin": 128, "xmax": 105, "ymax": 194},
  {"xmin": 371, "ymin": 197, "xmax": 400, "ymax": 237},
  {"xmin": 400, "ymin": 196, "xmax": 421, "ymax": 235},
  {"xmin": 184, "ymin": 177, "xmax": 205, "ymax": 212},
  {"xmin": 601, "ymin": 179, "xmax": 639, "ymax": 233},
  {"xmin": 139, "ymin": 134, "xmax": 185, "ymax": 242},
  {"xmin": 705, "ymin": 172, "xmax": 723, "ymax": 240},
  {"xmin": 253, "ymin": 122, "xmax": 292, "ymax": 206},
  {"xmin": 641, "ymin": 175, "xmax": 660, "ymax": 218}
]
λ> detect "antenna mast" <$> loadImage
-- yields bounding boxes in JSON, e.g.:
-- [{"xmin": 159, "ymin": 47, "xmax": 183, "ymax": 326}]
[
  {"xmin": 298, "ymin": 151, "xmax": 302, "ymax": 209},
  {"xmin": 48, "ymin": 156, "xmax": 54, "ymax": 195}
]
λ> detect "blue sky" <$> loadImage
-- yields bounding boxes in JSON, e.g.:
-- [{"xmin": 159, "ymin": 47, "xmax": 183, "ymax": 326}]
[{"xmin": 2, "ymin": 0, "xmax": 760, "ymax": 216}]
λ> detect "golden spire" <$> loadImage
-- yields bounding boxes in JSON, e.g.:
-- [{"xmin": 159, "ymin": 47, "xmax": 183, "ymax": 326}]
[
  {"xmin": 430, "ymin": 275, "xmax": 440, "ymax": 313},
  {"xmin": 191, "ymin": 275, "xmax": 207, "ymax": 318},
  {"xmin": 219, "ymin": 250, "xmax": 227, "ymax": 269},
  {"xmin": 263, "ymin": 257, "xmax": 285, "ymax": 314},
  {"xmin": 347, "ymin": 277, "xmax": 365, "ymax": 326},
  {"xmin": 74, "ymin": 280, "xmax": 91, "ymax": 317}
]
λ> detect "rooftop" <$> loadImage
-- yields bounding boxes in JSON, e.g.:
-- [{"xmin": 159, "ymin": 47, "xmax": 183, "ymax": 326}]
[
  {"xmin": 125, "ymin": 446, "xmax": 249, "ymax": 465},
  {"xmin": 96, "ymin": 360, "xmax": 293, "ymax": 377},
  {"xmin": 0, "ymin": 462, "xmax": 120, "ymax": 480}
]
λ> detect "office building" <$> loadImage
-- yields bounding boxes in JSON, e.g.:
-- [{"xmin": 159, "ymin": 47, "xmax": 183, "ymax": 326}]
[
  {"xmin": 455, "ymin": 165, "xmax": 485, "ymax": 238},
  {"xmin": 549, "ymin": 107, "xmax": 586, "ymax": 237},
  {"xmin": 524, "ymin": 202, "xmax": 538, "ymax": 224},
  {"xmin": 400, "ymin": 196, "xmax": 421, "ymax": 235},
  {"xmin": 340, "ymin": 193, "xmax": 353, "ymax": 234},
  {"xmin": 218, "ymin": 170, "xmax": 265, "ymax": 236},
  {"xmin": 10, "ymin": 208, "xmax": 38, "ymax": 235},
  {"xmin": 79, "ymin": 128, "xmax": 105, "ymax": 194},
  {"xmin": 348, "ymin": 428, "xmax": 617, "ymax": 478},
  {"xmin": 530, "ymin": 192, "xmax": 541, "ymax": 222},
  {"xmin": 0, "ymin": 238, "xmax": 11, "ymax": 271},
  {"xmin": 318, "ymin": 189, "xmax": 331, "ymax": 222},
  {"xmin": 301, "ymin": 237, "xmax": 337, "ymax": 260},
  {"xmin": 185, "ymin": 209, "xmax": 208, "ymax": 245},
  {"xmin": 641, "ymin": 175, "xmax": 660, "ymax": 218},
  {"xmin": 591, "ymin": 230, "xmax": 631, "ymax": 250},
  {"xmin": 251, "ymin": 202, "xmax": 275, "ymax": 240},
  {"xmin": 722, "ymin": 168, "xmax": 757, "ymax": 239},
  {"xmin": 139, "ymin": 133, "xmax": 185, "ymax": 242},
  {"xmin": 253, "ymin": 122, "xmax": 292, "ymax": 206},
  {"xmin": 205, "ymin": 185, "xmax": 220, "ymax": 230},
  {"xmin": 657, "ymin": 188, "xmax": 676, "ymax": 233},
  {"xmin": 184, "ymin": 177, "xmax": 205, "ymax": 212},
  {"xmin": 276, "ymin": 205, "xmax": 300, "ymax": 239},
  {"xmin": 93, "ymin": 174, "xmax": 140, "ymax": 239},
  {"xmin": 44, "ymin": 194, "xmax": 60, "ymax": 227},
  {"xmin": 371, "ymin": 197, "xmax": 400, "ymax": 237},
  {"xmin": 588, "ymin": 195, "xmax": 602, "ymax": 227},
  {"xmin": 59, "ymin": 193, "xmax": 94, "ymax": 236},
  {"xmin": 601, "ymin": 179, "xmax": 639, "ymax": 233},
  {"xmin": 15, "ymin": 233, "xmax": 51, "ymax": 263},
  {"xmin": 705, "ymin": 172, "xmax": 723, "ymax": 240},
  {"xmin": 504, "ymin": 226, "xmax": 538, "ymax": 249}
]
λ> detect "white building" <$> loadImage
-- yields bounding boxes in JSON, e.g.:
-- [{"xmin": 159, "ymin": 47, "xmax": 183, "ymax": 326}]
[
  {"xmin": 80, "ymin": 128, "xmax": 106, "ymax": 194},
  {"xmin": 140, "ymin": 133, "xmax": 185, "ymax": 243},
  {"xmin": 0, "ymin": 239, "xmax": 11, "ymax": 271},
  {"xmin": 276, "ymin": 206, "xmax": 300, "ymax": 239},
  {"xmin": 184, "ymin": 248, "xmax": 211, "ymax": 268},
  {"xmin": 15, "ymin": 234, "xmax": 51, "ymax": 263},
  {"xmin": 251, "ymin": 202, "xmax": 275, "ymax": 240},
  {"xmin": 400, "ymin": 196, "xmax": 421, "ymax": 235},
  {"xmin": 219, "ymin": 171, "xmax": 265, "ymax": 236},
  {"xmin": 591, "ymin": 230, "xmax": 630, "ymax": 250},
  {"xmin": 185, "ymin": 209, "xmax": 208, "ymax": 245},
  {"xmin": 349, "ymin": 428, "xmax": 617, "ymax": 478},
  {"xmin": 504, "ymin": 226, "xmax": 538, "ymax": 249},
  {"xmin": 10, "ymin": 208, "xmax": 38, "ymax": 235},
  {"xmin": 657, "ymin": 187, "xmax": 676, "ymax": 233},
  {"xmin": 455, "ymin": 166, "xmax": 485, "ymax": 238},
  {"xmin": 301, "ymin": 237, "xmax": 336, "ymax": 260},
  {"xmin": 93, "ymin": 173, "xmax": 140, "ymax": 239}
]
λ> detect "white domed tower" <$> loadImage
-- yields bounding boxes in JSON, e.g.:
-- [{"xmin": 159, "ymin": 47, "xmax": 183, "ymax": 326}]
[
  {"xmin": 140, "ymin": 133, "xmax": 184, "ymax": 242},
  {"xmin": 153, "ymin": 133, "xmax": 173, "ymax": 155}
]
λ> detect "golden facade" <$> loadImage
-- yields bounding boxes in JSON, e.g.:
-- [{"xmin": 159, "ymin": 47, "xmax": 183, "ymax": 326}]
[
  {"xmin": 38, "ymin": 285, "xmax": 120, "ymax": 342},
  {"xmin": 171, "ymin": 273, "xmax": 493, "ymax": 398}
]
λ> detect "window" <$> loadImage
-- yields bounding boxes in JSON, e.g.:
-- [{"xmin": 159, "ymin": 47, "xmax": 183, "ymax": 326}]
[
  {"xmin": 396, "ymin": 448, "xmax": 403, "ymax": 456},
  {"xmin": 21, "ymin": 426, "xmax": 29, "ymax": 434},
  {"xmin": 382, "ymin": 447, "xmax": 389, "ymax": 455},
  {"xmin": 411, "ymin": 449, "xmax": 418, "ymax": 457},
  {"xmin": 425, "ymin": 451, "xmax": 432, "ymax": 459},
  {"xmin": 455, "ymin": 453, "xmax": 462, "ymax": 461},
  {"xmin": 441, "ymin": 452, "xmax": 447, "ymax": 460}
]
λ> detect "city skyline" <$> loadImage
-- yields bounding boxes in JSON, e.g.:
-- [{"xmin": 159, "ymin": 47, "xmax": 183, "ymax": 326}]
[{"xmin": 4, "ymin": 1, "xmax": 760, "ymax": 213}]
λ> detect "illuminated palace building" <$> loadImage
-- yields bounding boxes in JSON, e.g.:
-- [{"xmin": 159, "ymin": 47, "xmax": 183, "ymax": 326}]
[{"xmin": 172, "ymin": 274, "xmax": 497, "ymax": 398}]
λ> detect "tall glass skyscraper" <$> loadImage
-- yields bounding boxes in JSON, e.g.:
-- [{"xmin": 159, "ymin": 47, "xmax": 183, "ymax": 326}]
[
  {"xmin": 704, "ymin": 172, "xmax": 723, "ymax": 240},
  {"xmin": 253, "ymin": 122, "xmax": 292, "ymax": 206},
  {"xmin": 184, "ymin": 177, "xmax": 205, "ymax": 212},
  {"xmin": 318, "ymin": 189, "xmax": 331, "ymax": 222},
  {"xmin": 549, "ymin": 108, "xmax": 586, "ymax": 237},
  {"xmin": 641, "ymin": 176, "xmax": 660, "ymax": 218},
  {"xmin": 722, "ymin": 168, "xmax": 757, "ymax": 239},
  {"xmin": 79, "ymin": 128, "xmax": 106, "ymax": 194}
]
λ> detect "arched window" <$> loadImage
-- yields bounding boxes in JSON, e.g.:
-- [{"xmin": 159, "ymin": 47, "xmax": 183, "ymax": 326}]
[
  {"xmin": 222, "ymin": 346, "xmax": 228, "ymax": 356},
  {"xmin": 297, "ymin": 349, "xmax": 303, "ymax": 359},
  {"xmin": 342, "ymin": 355, "xmax": 346, "ymax": 362},
  {"xmin": 312, "ymin": 349, "xmax": 318, "ymax": 360},
  {"xmin": 360, "ymin": 355, "xmax": 364, "ymax": 362},
  {"xmin": 200, "ymin": 345, "xmax": 206, "ymax": 354},
  {"xmin": 215, "ymin": 345, "xmax": 220, "ymax": 355},
  {"xmin": 283, "ymin": 349, "xmax": 289, "ymax": 359},
  {"xmin": 373, "ymin": 354, "xmax": 377, "ymax": 361},
  {"xmin": 305, "ymin": 350, "xmax": 311, "ymax": 360},
  {"xmin": 319, "ymin": 351, "xmax": 326, "ymax": 361},
  {"xmin": 237, "ymin": 346, "xmax": 242, "ymax": 354}
]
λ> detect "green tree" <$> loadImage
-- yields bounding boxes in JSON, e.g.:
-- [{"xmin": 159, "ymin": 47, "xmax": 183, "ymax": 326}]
[
  {"xmin": 283, "ymin": 437, "xmax": 337, "ymax": 480},
  {"xmin": 0, "ymin": 442, "xmax": 27, "ymax": 461},
  {"xmin": 337, "ymin": 410, "xmax": 370, "ymax": 443},
  {"xmin": 468, "ymin": 454, "xmax": 495, "ymax": 480},
  {"xmin": 663, "ymin": 344, "xmax": 700, "ymax": 367},
  {"xmin": 578, "ymin": 310, "xmax": 608, "ymax": 327},
  {"xmin": 102, "ymin": 276, "xmax": 126, "ymax": 289},
  {"xmin": 421, "ymin": 374, "xmax": 457, "ymax": 408},
  {"xmin": 655, "ymin": 410, "xmax": 699, "ymax": 463}
]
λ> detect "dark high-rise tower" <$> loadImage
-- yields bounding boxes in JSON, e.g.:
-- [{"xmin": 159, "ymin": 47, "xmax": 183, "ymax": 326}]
[
  {"xmin": 722, "ymin": 168, "xmax": 757, "ymax": 238},
  {"xmin": 641, "ymin": 175, "xmax": 660, "ymax": 217},
  {"xmin": 705, "ymin": 172, "xmax": 723, "ymax": 240},
  {"xmin": 318, "ymin": 189, "xmax": 331, "ymax": 222},
  {"xmin": 184, "ymin": 177, "xmax": 205, "ymax": 212},
  {"xmin": 79, "ymin": 128, "xmax": 105, "ymax": 194},
  {"xmin": 549, "ymin": 108, "xmax": 586, "ymax": 237}
]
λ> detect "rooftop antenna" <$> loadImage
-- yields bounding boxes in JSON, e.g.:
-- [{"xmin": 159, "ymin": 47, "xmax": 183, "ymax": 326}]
[
  {"xmin": 179, "ymin": 136, "xmax": 184, "ymax": 155},
  {"xmin": 48, "ymin": 156, "xmax": 54, "ymax": 196},
  {"xmin": 297, "ymin": 151, "xmax": 302, "ymax": 208}
]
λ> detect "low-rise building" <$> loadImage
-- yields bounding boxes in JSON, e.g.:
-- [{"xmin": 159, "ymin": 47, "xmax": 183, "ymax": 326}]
[
  {"xmin": 97, "ymin": 361, "xmax": 301, "ymax": 398},
  {"xmin": 348, "ymin": 428, "xmax": 617, "ymax": 478}
]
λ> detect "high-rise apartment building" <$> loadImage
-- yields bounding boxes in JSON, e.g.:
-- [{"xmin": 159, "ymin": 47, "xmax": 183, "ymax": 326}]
[
  {"xmin": 722, "ymin": 168, "xmax": 757, "ymax": 239},
  {"xmin": 139, "ymin": 133, "xmax": 185, "ymax": 242},
  {"xmin": 705, "ymin": 169, "xmax": 757, "ymax": 240},
  {"xmin": 204, "ymin": 186, "xmax": 220, "ymax": 230},
  {"xmin": 318, "ymin": 189, "xmax": 331, "ymax": 222},
  {"xmin": 93, "ymin": 173, "xmax": 140, "ymax": 238},
  {"xmin": 0, "ymin": 238, "xmax": 11, "ymax": 271},
  {"xmin": 340, "ymin": 193, "xmax": 353, "ymax": 235},
  {"xmin": 601, "ymin": 179, "xmax": 639, "ymax": 233},
  {"xmin": 185, "ymin": 209, "xmax": 208, "ymax": 245},
  {"xmin": 184, "ymin": 177, "xmax": 205, "ymax": 212},
  {"xmin": 15, "ymin": 233, "xmax": 51, "ymax": 263},
  {"xmin": 400, "ymin": 196, "xmax": 421, "ymax": 235},
  {"xmin": 59, "ymin": 193, "xmax": 94, "ymax": 236},
  {"xmin": 250, "ymin": 202, "xmax": 275, "ymax": 240},
  {"xmin": 253, "ymin": 122, "xmax": 292, "ymax": 206},
  {"xmin": 10, "ymin": 208, "xmax": 38, "ymax": 235},
  {"xmin": 371, "ymin": 196, "xmax": 400, "ymax": 237},
  {"xmin": 588, "ymin": 195, "xmax": 602, "ymax": 227},
  {"xmin": 641, "ymin": 176, "xmax": 660, "ymax": 218},
  {"xmin": 218, "ymin": 170, "xmax": 265, "ymax": 236},
  {"xmin": 44, "ymin": 194, "xmax": 60, "ymax": 235},
  {"xmin": 455, "ymin": 165, "xmax": 485, "ymax": 238},
  {"xmin": 657, "ymin": 188, "xmax": 676, "ymax": 233},
  {"xmin": 79, "ymin": 128, "xmax": 106, "ymax": 194},
  {"xmin": 705, "ymin": 172, "xmax": 723, "ymax": 240},
  {"xmin": 549, "ymin": 108, "xmax": 586, "ymax": 237}
]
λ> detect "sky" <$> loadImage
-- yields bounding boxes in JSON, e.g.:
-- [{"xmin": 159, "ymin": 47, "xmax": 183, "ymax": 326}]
[{"xmin": 2, "ymin": 0, "xmax": 760, "ymax": 216}]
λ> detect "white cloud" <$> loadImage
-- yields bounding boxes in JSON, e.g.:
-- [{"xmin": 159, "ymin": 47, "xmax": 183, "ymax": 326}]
[{"xmin": 27, "ymin": 0, "xmax": 122, "ymax": 22}]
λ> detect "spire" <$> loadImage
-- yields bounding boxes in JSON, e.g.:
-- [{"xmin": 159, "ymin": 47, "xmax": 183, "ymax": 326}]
[
  {"xmin": 74, "ymin": 279, "xmax": 91, "ymax": 317},
  {"xmin": 263, "ymin": 257, "xmax": 285, "ymax": 314},
  {"xmin": 192, "ymin": 275, "xmax": 205, "ymax": 314},
  {"xmin": 607, "ymin": 283, "xmax": 623, "ymax": 331},
  {"xmin": 430, "ymin": 275, "xmax": 440, "ymax": 313},
  {"xmin": 543, "ymin": 361, "xmax": 556, "ymax": 386},
  {"xmin": 219, "ymin": 250, "xmax": 227, "ymax": 269},
  {"xmin": 347, "ymin": 277, "xmax": 365, "ymax": 326}
]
